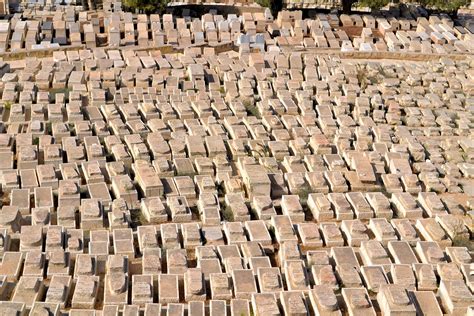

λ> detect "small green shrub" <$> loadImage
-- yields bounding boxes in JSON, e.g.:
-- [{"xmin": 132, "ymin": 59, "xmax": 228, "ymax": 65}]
[
  {"xmin": 222, "ymin": 205, "xmax": 234, "ymax": 222},
  {"xmin": 123, "ymin": 0, "xmax": 170, "ymax": 13},
  {"xmin": 243, "ymin": 100, "xmax": 260, "ymax": 118},
  {"xmin": 256, "ymin": 0, "xmax": 271, "ymax": 7},
  {"xmin": 45, "ymin": 122, "xmax": 52, "ymax": 134},
  {"xmin": 452, "ymin": 235, "xmax": 473, "ymax": 251},
  {"xmin": 248, "ymin": 143, "xmax": 270, "ymax": 158},
  {"xmin": 297, "ymin": 186, "xmax": 312, "ymax": 204}
]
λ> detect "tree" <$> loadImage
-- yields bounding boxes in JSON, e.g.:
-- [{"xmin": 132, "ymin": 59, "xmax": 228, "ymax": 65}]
[
  {"xmin": 342, "ymin": 0, "xmax": 390, "ymax": 13},
  {"xmin": 256, "ymin": 0, "xmax": 282, "ymax": 16},
  {"xmin": 123, "ymin": 0, "xmax": 170, "ymax": 13},
  {"xmin": 418, "ymin": 0, "xmax": 470, "ymax": 12},
  {"xmin": 342, "ymin": 0, "xmax": 469, "ymax": 13}
]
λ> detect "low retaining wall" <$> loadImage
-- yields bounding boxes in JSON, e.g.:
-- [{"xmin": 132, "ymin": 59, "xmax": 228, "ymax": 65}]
[
  {"xmin": 290, "ymin": 46, "xmax": 472, "ymax": 61},
  {"xmin": 0, "ymin": 39, "xmax": 470, "ymax": 62},
  {"xmin": 0, "ymin": 44, "xmax": 85, "ymax": 61},
  {"xmin": 167, "ymin": 3, "xmax": 266, "ymax": 16}
]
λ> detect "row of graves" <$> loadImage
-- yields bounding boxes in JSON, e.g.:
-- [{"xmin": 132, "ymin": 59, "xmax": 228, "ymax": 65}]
[
  {"xmin": 0, "ymin": 9, "xmax": 472, "ymax": 316},
  {"xmin": 264, "ymin": 10, "xmax": 474, "ymax": 54},
  {"xmin": 0, "ymin": 10, "xmax": 472, "ymax": 55}
]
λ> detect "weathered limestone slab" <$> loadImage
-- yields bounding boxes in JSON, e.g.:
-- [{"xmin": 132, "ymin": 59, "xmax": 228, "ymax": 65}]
[
  {"xmin": 71, "ymin": 275, "xmax": 99, "ymax": 309},
  {"xmin": 391, "ymin": 219, "xmax": 420, "ymax": 246},
  {"xmin": 230, "ymin": 299, "xmax": 250, "ymax": 316},
  {"xmin": 132, "ymin": 275, "xmax": 153, "ymax": 307},
  {"xmin": 390, "ymin": 264, "xmax": 416, "ymax": 291},
  {"xmin": 409, "ymin": 291, "xmax": 443, "ymax": 316},
  {"xmin": 387, "ymin": 241, "xmax": 419, "ymax": 265},
  {"xmin": 104, "ymin": 255, "xmax": 129, "ymax": 307},
  {"xmin": 377, "ymin": 284, "xmax": 416, "ymax": 316},
  {"xmin": 46, "ymin": 275, "xmax": 72, "ymax": 308},
  {"xmin": 312, "ymin": 264, "xmax": 339, "ymax": 291},
  {"xmin": 280, "ymin": 291, "xmax": 309, "ymax": 316},
  {"xmin": 210, "ymin": 273, "xmax": 232, "ymax": 300},
  {"xmin": 341, "ymin": 220, "xmax": 369, "ymax": 247},
  {"xmin": 12, "ymin": 276, "xmax": 45, "ymax": 308},
  {"xmin": 360, "ymin": 265, "xmax": 388, "ymax": 293},
  {"xmin": 257, "ymin": 266, "xmax": 283, "ymax": 294},
  {"xmin": 413, "ymin": 263, "xmax": 437, "ymax": 291},
  {"xmin": 309, "ymin": 285, "xmax": 342, "ymax": 316},
  {"xmin": 245, "ymin": 220, "xmax": 272, "ymax": 247},
  {"xmin": 308, "ymin": 193, "xmax": 335, "ymax": 221},
  {"xmin": 418, "ymin": 216, "xmax": 451, "ymax": 246},
  {"xmin": 251, "ymin": 293, "xmax": 280, "ymax": 315},
  {"xmin": 284, "ymin": 260, "xmax": 310, "ymax": 291},
  {"xmin": 30, "ymin": 302, "xmax": 60, "ymax": 316},
  {"xmin": 341, "ymin": 288, "xmax": 376, "ymax": 316},
  {"xmin": 297, "ymin": 223, "xmax": 323, "ymax": 249},
  {"xmin": 142, "ymin": 248, "xmax": 162, "ymax": 276},
  {"xmin": 415, "ymin": 241, "xmax": 446, "ymax": 264},
  {"xmin": 438, "ymin": 279, "xmax": 473, "ymax": 315},
  {"xmin": 320, "ymin": 223, "xmax": 344, "ymax": 247},
  {"xmin": 158, "ymin": 274, "xmax": 179, "ymax": 304},
  {"xmin": 232, "ymin": 269, "xmax": 257, "ymax": 299}
]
